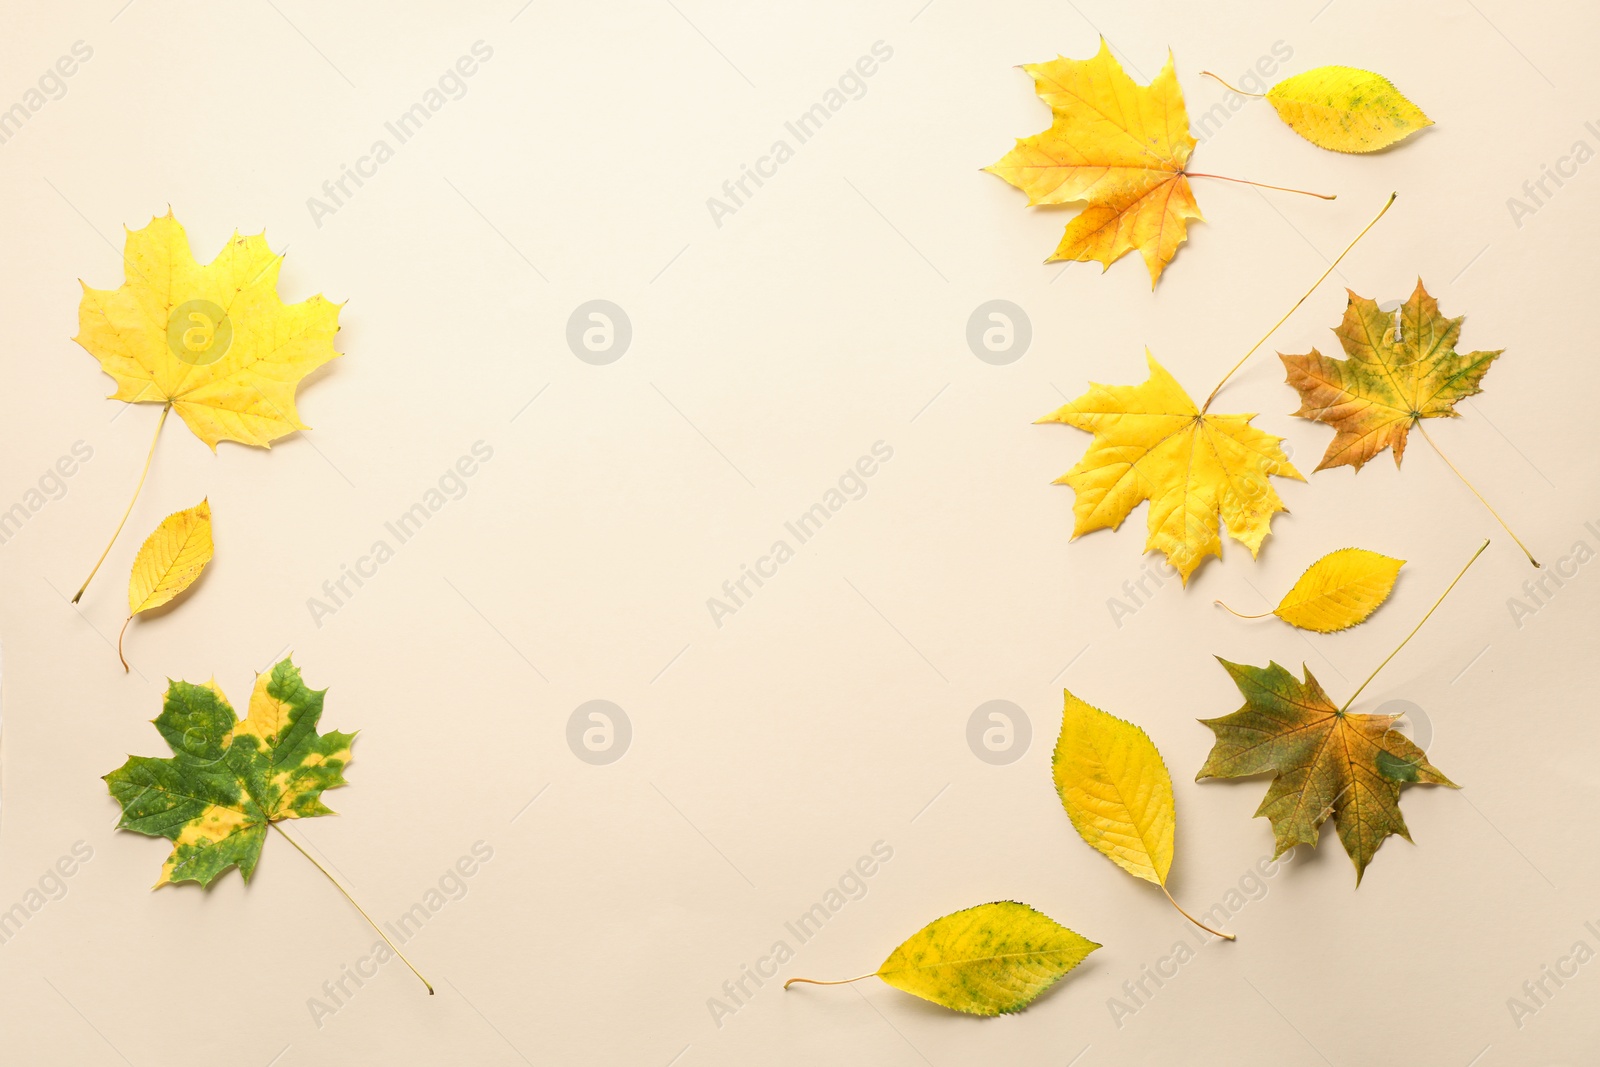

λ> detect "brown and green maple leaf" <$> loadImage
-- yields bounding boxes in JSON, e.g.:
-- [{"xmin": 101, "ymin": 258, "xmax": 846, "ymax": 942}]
[
  {"xmin": 1196, "ymin": 658, "xmax": 1454, "ymax": 883},
  {"xmin": 1280, "ymin": 279, "xmax": 1500, "ymax": 471}
]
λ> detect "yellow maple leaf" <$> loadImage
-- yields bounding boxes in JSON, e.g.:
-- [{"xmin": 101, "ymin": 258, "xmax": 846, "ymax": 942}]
[
  {"xmin": 985, "ymin": 39, "xmax": 1203, "ymax": 286},
  {"xmin": 76, "ymin": 211, "xmax": 341, "ymax": 450},
  {"xmin": 1038, "ymin": 352, "xmax": 1303, "ymax": 583}
]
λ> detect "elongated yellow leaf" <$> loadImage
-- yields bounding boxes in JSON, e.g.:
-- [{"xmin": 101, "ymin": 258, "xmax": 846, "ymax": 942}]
[
  {"xmin": 1272, "ymin": 548, "xmax": 1404, "ymax": 632},
  {"xmin": 1266, "ymin": 66, "xmax": 1431, "ymax": 153},
  {"xmin": 1052, "ymin": 689, "xmax": 1173, "ymax": 885},
  {"xmin": 129, "ymin": 500, "xmax": 213, "ymax": 614},
  {"xmin": 783, "ymin": 901, "xmax": 1098, "ymax": 1015},
  {"xmin": 874, "ymin": 902, "xmax": 1097, "ymax": 1015},
  {"xmin": 120, "ymin": 500, "xmax": 213, "ymax": 670}
]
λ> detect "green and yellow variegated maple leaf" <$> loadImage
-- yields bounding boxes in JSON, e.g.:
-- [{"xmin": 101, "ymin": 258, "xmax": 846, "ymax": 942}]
[
  {"xmin": 1039, "ymin": 352, "xmax": 1303, "ymax": 583},
  {"xmin": 1196, "ymin": 659, "xmax": 1454, "ymax": 883},
  {"xmin": 104, "ymin": 656, "xmax": 354, "ymax": 888}
]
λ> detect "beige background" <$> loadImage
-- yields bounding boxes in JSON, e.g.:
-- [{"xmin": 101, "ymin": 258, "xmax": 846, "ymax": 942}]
[{"xmin": 0, "ymin": 0, "xmax": 1596, "ymax": 1063}]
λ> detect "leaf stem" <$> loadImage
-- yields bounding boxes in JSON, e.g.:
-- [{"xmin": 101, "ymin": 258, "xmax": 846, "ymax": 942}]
[
  {"xmin": 1214, "ymin": 601, "xmax": 1272, "ymax": 620},
  {"xmin": 1417, "ymin": 422, "xmax": 1540, "ymax": 567},
  {"xmin": 270, "ymin": 822, "xmax": 435, "ymax": 994},
  {"xmin": 1339, "ymin": 539, "xmax": 1489, "ymax": 713},
  {"xmin": 784, "ymin": 973, "xmax": 877, "ymax": 990},
  {"xmin": 1201, "ymin": 193, "xmax": 1396, "ymax": 414},
  {"xmin": 1160, "ymin": 884, "xmax": 1235, "ymax": 940},
  {"xmin": 117, "ymin": 616, "xmax": 132, "ymax": 672},
  {"xmin": 73, "ymin": 403, "xmax": 170, "ymax": 604},
  {"xmin": 1186, "ymin": 173, "xmax": 1335, "ymax": 200},
  {"xmin": 1199, "ymin": 71, "xmax": 1265, "ymax": 97}
]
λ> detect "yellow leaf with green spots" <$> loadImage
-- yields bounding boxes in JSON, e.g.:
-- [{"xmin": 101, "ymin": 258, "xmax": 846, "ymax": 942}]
[
  {"xmin": 1265, "ymin": 66, "xmax": 1431, "ymax": 153},
  {"xmin": 119, "ymin": 499, "xmax": 213, "ymax": 671},
  {"xmin": 787, "ymin": 901, "xmax": 1098, "ymax": 1015},
  {"xmin": 103, "ymin": 657, "xmax": 355, "ymax": 888}
]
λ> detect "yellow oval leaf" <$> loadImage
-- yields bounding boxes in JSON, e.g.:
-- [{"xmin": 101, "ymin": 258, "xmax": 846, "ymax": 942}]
[
  {"xmin": 1266, "ymin": 66, "xmax": 1431, "ymax": 153},
  {"xmin": 1274, "ymin": 548, "xmax": 1404, "ymax": 632},
  {"xmin": 875, "ymin": 901, "xmax": 1098, "ymax": 1016},
  {"xmin": 128, "ymin": 499, "xmax": 213, "ymax": 616},
  {"xmin": 1052, "ymin": 689, "xmax": 1174, "ymax": 886}
]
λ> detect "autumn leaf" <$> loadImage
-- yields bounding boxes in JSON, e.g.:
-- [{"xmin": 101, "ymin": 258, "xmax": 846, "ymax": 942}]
[
  {"xmin": 986, "ymin": 40, "xmax": 1332, "ymax": 285},
  {"xmin": 1197, "ymin": 659, "xmax": 1452, "ymax": 882},
  {"xmin": 1039, "ymin": 352, "xmax": 1303, "ymax": 583},
  {"xmin": 1053, "ymin": 689, "xmax": 1231, "ymax": 938},
  {"xmin": 104, "ymin": 656, "xmax": 354, "ymax": 887},
  {"xmin": 77, "ymin": 212, "xmax": 341, "ymax": 449},
  {"xmin": 103, "ymin": 656, "xmax": 431, "ymax": 991},
  {"xmin": 1282, "ymin": 280, "xmax": 1496, "ymax": 471},
  {"xmin": 786, "ymin": 902, "xmax": 1098, "ymax": 1015},
  {"xmin": 118, "ymin": 499, "xmax": 213, "ymax": 672},
  {"xmin": 1217, "ymin": 547, "xmax": 1403, "ymax": 632},
  {"xmin": 69, "ymin": 211, "xmax": 341, "ymax": 603},
  {"xmin": 1197, "ymin": 542, "xmax": 1485, "ymax": 882},
  {"xmin": 985, "ymin": 40, "xmax": 1200, "ymax": 285},
  {"xmin": 1281, "ymin": 280, "xmax": 1536, "ymax": 565},
  {"xmin": 1267, "ymin": 67, "xmax": 1431, "ymax": 153}
]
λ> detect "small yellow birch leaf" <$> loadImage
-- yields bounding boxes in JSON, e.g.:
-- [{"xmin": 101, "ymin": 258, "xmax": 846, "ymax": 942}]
[
  {"xmin": 1052, "ymin": 689, "xmax": 1173, "ymax": 886},
  {"xmin": 786, "ymin": 901, "xmax": 1099, "ymax": 1016},
  {"xmin": 1266, "ymin": 548, "xmax": 1404, "ymax": 632},
  {"xmin": 1266, "ymin": 66, "xmax": 1431, "ymax": 153},
  {"xmin": 120, "ymin": 499, "xmax": 213, "ymax": 670}
]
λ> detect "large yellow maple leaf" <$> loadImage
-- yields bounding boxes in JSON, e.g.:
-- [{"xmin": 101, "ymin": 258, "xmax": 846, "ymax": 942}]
[
  {"xmin": 986, "ymin": 39, "xmax": 1203, "ymax": 286},
  {"xmin": 76, "ymin": 211, "xmax": 341, "ymax": 450},
  {"xmin": 1039, "ymin": 353, "xmax": 1303, "ymax": 583}
]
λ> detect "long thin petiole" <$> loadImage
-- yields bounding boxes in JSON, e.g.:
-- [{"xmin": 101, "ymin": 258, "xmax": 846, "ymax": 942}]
[
  {"xmin": 117, "ymin": 616, "xmax": 133, "ymax": 672},
  {"xmin": 1161, "ymin": 884, "xmax": 1234, "ymax": 940},
  {"xmin": 1417, "ymin": 423, "xmax": 1539, "ymax": 567},
  {"xmin": 1199, "ymin": 71, "xmax": 1265, "ymax": 97},
  {"xmin": 1214, "ymin": 601, "xmax": 1272, "ymax": 620},
  {"xmin": 270, "ymin": 822, "xmax": 434, "ymax": 994},
  {"xmin": 1186, "ymin": 173, "xmax": 1335, "ymax": 199},
  {"xmin": 73, "ymin": 403, "xmax": 171, "ymax": 603},
  {"xmin": 785, "ymin": 973, "xmax": 876, "ymax": 990},
  {"xmin": 1202, "ymin": 193, "xmax": 1397, "ymax": 414},
  {"xmin": 1340, "ymin": 539, "xmax": 1489, "ymax": 713}
]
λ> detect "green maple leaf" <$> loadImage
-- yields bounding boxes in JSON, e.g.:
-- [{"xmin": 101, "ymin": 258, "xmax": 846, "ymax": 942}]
[
  {"xmin": 104, "ymin": 657, "xmax": 355, "ymax": 888},
  {"xmin": 1196, "ymin": 658, "xmax": 1454, "ymax": 883}
]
